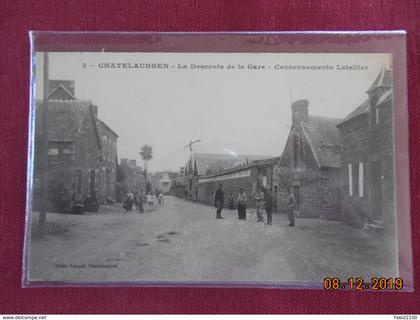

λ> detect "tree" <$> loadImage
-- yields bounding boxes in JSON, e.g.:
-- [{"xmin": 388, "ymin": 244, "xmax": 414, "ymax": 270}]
[{"xmin": 139, "ymin": 144, "xmax": 153, "ymax": 179}]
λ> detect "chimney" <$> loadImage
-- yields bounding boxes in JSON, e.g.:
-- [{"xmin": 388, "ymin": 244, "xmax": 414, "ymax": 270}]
[
  {"xmin": 291, "ymin": 99, "xmax": 309, "ymax": 125},
  {"xmin": 121, "ymin": 158, "xmax": 128, "ymax": 167},
  {"xmin": 129, "ymin": 160, "xmax": 137, "ymax": 167}
]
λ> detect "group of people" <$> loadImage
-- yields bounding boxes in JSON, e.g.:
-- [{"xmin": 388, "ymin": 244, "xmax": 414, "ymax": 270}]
[
  {"xmin": 214, "ymin": 184, "xmax": 295, "ymax": 226},
  {"xmin": 122, "ymin": 190, "xmax": 165, "ymax": 213}
]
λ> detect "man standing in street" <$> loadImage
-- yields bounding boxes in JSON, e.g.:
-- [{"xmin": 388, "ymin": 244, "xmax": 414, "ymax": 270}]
[
  {"xmin": 214, "ymin": 184, "xmax": 225, "ymax": 219},
  {"xmin": 237, "ymin": 188, "xmax": 247, "ymax": 220},
  {"xmin": 286, "ymin": 188, "xmax": 295, "ymax": 226},
  {"xmin": 254, "ymin": 187, "xmax": 265, "ymax": 222},
  {"xmin": 265, "ymin": 188, "xmax": 274, "ymax": 225}
]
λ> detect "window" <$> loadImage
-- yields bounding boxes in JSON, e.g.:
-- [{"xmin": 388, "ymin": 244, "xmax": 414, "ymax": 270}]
[
  {"xmin": 48, "ymin": 148, "xmax": 59, "ymax": 156},
  {"xmin": 348, "ymin": 164, "xmax": 353, "ymax": 196},
  {"xmin": 353, "ymin": 163, "xmax": 359, "ymax": 197},
  {"xmin": 372, "ymin": 107, "xmax": 380, "ymax": 126},
  {"xmin": 102, "ymin": 137, "xmax": 106, "ymax": 159},
  {"xmin": 262, "ymin": 176, "xmax": 267, "ymax": 187},
  {"xmin": 358, "ymin": 162, "xmax": 364, "ymax": 197},
  {"xmin": 348, "ymin": 162, "xmax": 364, "ymax": 197},
  {"xmin": 103, "ymin": 136, "xmax": 108, "ymax": 160},
  {"xmin": 48, "ymin": 141, "xmax": 74, "ymax": 164},
  {"xmin": 108, "ymin": 139, "xmax": 111, "ymax": 161}
]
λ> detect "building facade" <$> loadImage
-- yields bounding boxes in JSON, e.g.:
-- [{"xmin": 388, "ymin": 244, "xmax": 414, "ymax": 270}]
[
  {"xmin": 183, "ymin": 152, "xmax": 272, "ymax": 202},
  {"xmin": 196, "ymin": 157, "xmax": 281, "ymax": 208},
  {"xmin": 337, "ymin": 67, "xmax": 394, "ymax": 229},
  {"xmin": 149, "ymin": 171, "xmax": 172, "ymax": 194},
  {"xmin": 33, "ymin": 80, "xmax": 118, "ymax": 212},
  {"xmin": 278, "ymin": 99, "xmax": 342, "ymax": 219},
  {"xmin": 96, "ymin": 118, "xmax": 118, "ymax": 203},
  {"xmin": 117, "ymin": 159, "xmax": 144, "ymax": 200}
]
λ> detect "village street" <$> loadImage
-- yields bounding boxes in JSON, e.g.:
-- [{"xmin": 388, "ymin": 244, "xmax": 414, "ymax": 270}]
[{"xmin": 29, "ymin": 196, "xmax": 398, "ymax": 284}]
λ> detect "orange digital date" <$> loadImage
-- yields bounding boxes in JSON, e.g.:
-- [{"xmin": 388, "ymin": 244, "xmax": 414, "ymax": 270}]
[{"xmin": 323, "ymin": 277, "xmax": 404, "ymax": 290}]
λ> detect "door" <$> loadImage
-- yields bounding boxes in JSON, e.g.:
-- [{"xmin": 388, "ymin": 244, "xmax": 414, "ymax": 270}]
[{"xmin": 370, "ymin": 161, "xmax": 383, "ymax": 221}]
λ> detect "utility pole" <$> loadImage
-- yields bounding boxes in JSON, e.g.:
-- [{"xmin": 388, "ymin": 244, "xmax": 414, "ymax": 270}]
[
  {"xmin": 184, "ymin": 139, "xmax": 201, "ymax": 152},
  {"xmin": 38, "ymin": 52, "xmax": 49, "ymax": 236}
]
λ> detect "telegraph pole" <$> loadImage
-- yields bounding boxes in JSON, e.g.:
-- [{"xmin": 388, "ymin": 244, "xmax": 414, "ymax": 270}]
[
  {"xmin": 38, "ymin": 52, "xmax": 49, "ymax": 236},
  {"xmin": 184, "ymin": 139, "xmax": 201, "ymax": 152}
]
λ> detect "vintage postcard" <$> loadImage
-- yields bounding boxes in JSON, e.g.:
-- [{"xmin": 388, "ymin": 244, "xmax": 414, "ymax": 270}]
[{"xmin": 25, "ymin": 46, "xmax": 409, "ymax": 287}]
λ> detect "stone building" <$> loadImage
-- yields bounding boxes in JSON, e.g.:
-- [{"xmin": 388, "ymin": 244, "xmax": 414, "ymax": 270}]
[
  {"xmin": 171, "ymin": 167, "xmax": 187, "ymax": 197},
  {"xmin": 196, "ymin": 156, "xmax": 281, "ymax": 208},
  {"xmin": 149, "ymin": 171, "xmax": 172, "ymax": 194},
  {"xmin": 117, "ymin": 159, "xmax": 144, "ymax": 200},
  {"xmin": 278, "ymin": 99, "xmax": 342, "ymax": 219},
  {"xmin": 33, "ymin": 80, "xmax": 118, "ymax": 212},
  {"xmin": 184, "ymin": 152, "xmax": 271, "ymax": 201},
  {"xmin": 336, "ymin": 66, "xmax": 394, "ymax": 229},
  {"xmin": 96, "ymin": 118, "xmax": 118, "ymax": 203}
]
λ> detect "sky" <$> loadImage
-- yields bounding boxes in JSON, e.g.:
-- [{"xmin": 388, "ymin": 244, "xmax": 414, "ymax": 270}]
[{"xmin": 35, "ymin": 52, "xmax": 390, "ymax": 172}]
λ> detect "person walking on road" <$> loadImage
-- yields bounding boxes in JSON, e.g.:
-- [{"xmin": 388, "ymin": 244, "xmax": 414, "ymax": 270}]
[
  {"xmin": 286, "ymin": 188, "xmax": 295, "ymax": 226},
  {"xmin": 123, "ymin": 191, "xmax": 134, "ymax": 212},
  {"xmin": 254, "ymin": 187, "xmax": 265, "ymax": 222},
  {"xmin": 265, "ymin": 188, "xmax": 274, "ymax": 225},
  {"xmin": 158, "ymin": 192, "xmax": 164, "ymax": 206},
  {"xmin": 136, "ymin": 191, "xmax": 144, "ymax": 213},
  {"xmin": 237, "ymin": 188, "xmax": 247, "ymax": 220},
  {"xmin": 214, "ymin": 184, "xmax": 225, "ymax": 219}
]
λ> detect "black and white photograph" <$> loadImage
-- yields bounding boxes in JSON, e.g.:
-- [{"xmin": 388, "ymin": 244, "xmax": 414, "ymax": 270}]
[{"xmin": 25, "ymin": 51, "xmax": 401, "ymax": 286}]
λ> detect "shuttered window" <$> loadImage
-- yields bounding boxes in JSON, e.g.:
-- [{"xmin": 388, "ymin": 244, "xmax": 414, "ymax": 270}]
[
  {"xmin": 348, "ymin": 164, "xmax": 352, "ymax": 196},
  {"xmin": 359, "ymin": 162, "xmax": 364, "ymax": 197}
]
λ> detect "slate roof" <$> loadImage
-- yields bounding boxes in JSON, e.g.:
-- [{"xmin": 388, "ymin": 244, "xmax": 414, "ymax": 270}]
[
  {"xmin": 338, "ymin": 67, "xmax": 393, "ymax": 126},
  {"xmin": 300, "ymin": 116, "xmax": 342, "ymax": 168},
  {"xmin": 36, "ymin": 99, "xmax": 101, "ymax": 149},
  {"xmin": 198, "ymin": 156, "xmax": 281, "ymax": 179},
  {"xmin": 338, "ymin": 99, "xmax": 370, "ymax": 124},
  {"xmin": 190, "ymin": 153, "xmax": 273, "ymax": 176},
  {"xmin": 96, "ymin": 118, "xmax": 119, "ymax": 138},
  {"xmin": 337, "ymin": 88, "xmax": 393, "ymax": 126}
]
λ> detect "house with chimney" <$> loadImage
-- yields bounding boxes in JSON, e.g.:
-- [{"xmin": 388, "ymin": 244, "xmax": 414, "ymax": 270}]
[
  {"xmin": 336, "ymin": 66, "xmax": 394, "ymax": 229},
  {"xmin": 278, "ymin": 100, "xmax": 342, "ymax": 219},
  {"xmin": 33, "ymin": 80, "xmax": 118, "ymax": 212}
]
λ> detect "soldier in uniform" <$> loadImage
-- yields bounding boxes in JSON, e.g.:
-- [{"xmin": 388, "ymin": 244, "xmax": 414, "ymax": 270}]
[
  {"xmin": 265, "ymin": 188, "xmax": 274, "ymax": 225},
  {"xmin": 214, "ymin": 184, "xmax": 225, "ymax": 219},
  {"xmin": 286, "ymin": 188, "xmax": 295, "ymax": 226}
]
